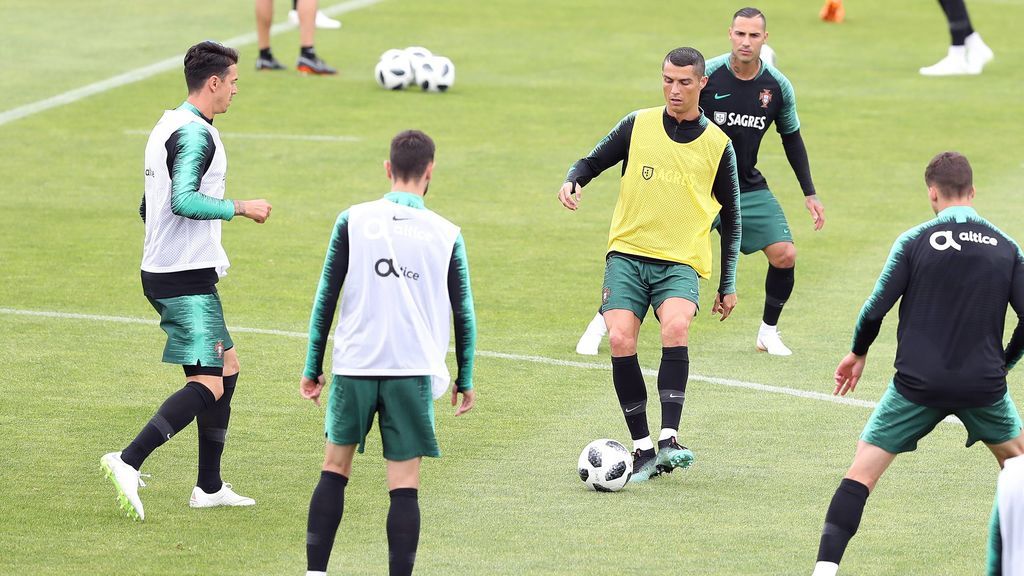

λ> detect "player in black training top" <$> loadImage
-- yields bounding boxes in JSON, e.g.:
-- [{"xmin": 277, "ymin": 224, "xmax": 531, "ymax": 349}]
[
  {"xmin": 703, "ymin": 7, "xmax": 825, "ymax": 356},
  {"xmin": 810, "ymin": 152, "xmax": 1024, "ymax": 576}
]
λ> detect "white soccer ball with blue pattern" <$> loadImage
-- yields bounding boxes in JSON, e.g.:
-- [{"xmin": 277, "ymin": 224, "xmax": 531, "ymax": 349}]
[
  {"xmin": 416, "ymin": 55, "xmax": 455, "ymax": 92},
  {"xmin": 578, "ymin": 439, "xmax": 632, "ymax": 492},
  {"xmin": 375, "ymin": 50, "xmax": 415, "ymax": 90}
]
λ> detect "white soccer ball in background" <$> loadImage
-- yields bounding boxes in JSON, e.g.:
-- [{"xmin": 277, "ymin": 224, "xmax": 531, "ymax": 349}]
[
  {"xmin": 403, "ymin": 46, "xmax": 433, "ymax": 71},
  {"xmin": 375, "ymin": 51, "xmax": 415, "ymax": 90},
  {"xmin": 578, "ymin": 439, "xmax": 632, "ymax": 492},
  {"xmin": 761, "ymin": 44, "xmax": 776, "ymax": 67},
  {"xmin": 415, "ymin": 55, "xmax": 455, "ymax": 92}
]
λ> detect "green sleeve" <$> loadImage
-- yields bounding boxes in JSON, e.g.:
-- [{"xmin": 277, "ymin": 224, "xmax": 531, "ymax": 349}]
[
  {"xmin": 447, "ymin": 233, "xmax": 476, "ymax": 391},
  {"xmin": 769, "ymin": 68, "xmax": 801, "ymax": 136},
  {"xmin": 303, "ymin": 211, "xmax": 350, "ymax": 380},
  {"xmin": 987, "ymin": 492, "xmax": 1002, "ymax": 575},
  {"xmin": 167, "ymin": 123, "xmax": 235, "ymax": 221}
]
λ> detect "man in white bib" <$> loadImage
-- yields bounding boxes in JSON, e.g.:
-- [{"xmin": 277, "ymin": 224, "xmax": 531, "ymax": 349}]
[{"xmin": 299, "ymin": 130, "xmax": 477, "ymax": 576}]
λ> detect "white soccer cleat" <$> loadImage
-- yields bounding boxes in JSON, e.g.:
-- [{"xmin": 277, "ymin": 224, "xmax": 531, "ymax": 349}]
[
  {"xmin": 190, "ymin": 483, "xmax": 256, "ymax": 508},
  {"xmin": 964, "ymin": 33, "xmax": 993, "ymax": 74},
  {"xmin": 288, "ymin": 9, "xmax": 342, "ymax": 29},
  {"xmin": 575, "ymin": 313, "xmax": 607, "ymax": 356},
  {"xmin": 811, "ymin": 561, "xmax": 839, "ymax": 576},
  {"xmin": 756, "ymin": 324, "xmax": 793, "ymax": 356},
  {"xmin": 100, "ymin": 452, "xmax": 145, "ymax": 521},
  {"xmin": 919, "ymin": 46, "xmax": 972, "ymax": 76}
]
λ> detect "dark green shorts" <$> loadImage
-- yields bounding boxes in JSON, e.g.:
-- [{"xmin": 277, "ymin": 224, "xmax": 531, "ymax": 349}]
[
  {"xmin": 147, "ymin": 293, "xmax": 233, "ymax": 367},
  {"xmin": 712, "ymin": 188, "xmax": 793, "ymax": 254},
  {"xmin": 599, "ymin": 254, "xmax": 699, "ymax": 322},
  {"xmin": 325, "ymin": 375, "xmax": 440, "ymax": 461},
  {"xmin": 861, "ymin": 381, "xmax": 1023, "ymax": 454}
]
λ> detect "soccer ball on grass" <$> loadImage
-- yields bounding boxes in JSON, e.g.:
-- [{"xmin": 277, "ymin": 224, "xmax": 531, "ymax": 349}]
[{"xmin": 578, "ymin": 439, "xmax": 632, "ymax": 492}]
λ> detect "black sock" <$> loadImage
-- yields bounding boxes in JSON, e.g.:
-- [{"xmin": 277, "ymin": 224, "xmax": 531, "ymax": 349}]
[
  {"xmin": 657, "ymin": 346, "xmax": 688, "ymax": 432},
  {"xmin": 763, "ymin": 264, "xmax": 795, "ymax": 326},
  {"xmin": 196, "ymin": 373, "xmax": 236, "ymax": 494},
  {"xmin": 121, "ymin": 382, "xmax": 216, "ymax": 470},
  {"xmin": 939, "ymin": 0, "xmax": 974, "ymax": 45},
  {"xmin": 387, "ymin": 488, "xmax": 420, "ymax": 576},
  {"xmin": 301, "ymin": 45, "xmax": 316, "ymax": 59},
  {"xmin": 611, "ymin": 354, "xmax": 649, "ymax": 441},
  {"xmin": 259, "ymin": 48, "xmax": 273, "ymax": 61},
  {"xmin": 306, "ymin": 471, "xmax": 348, "ymax": 573},
  {"xmin": 817, "ymin": 478, "xmax": 870, "ymax": 564},
  {"xmin": 293, "ymin": 0, "xmax": 298, "ymax": 9}
]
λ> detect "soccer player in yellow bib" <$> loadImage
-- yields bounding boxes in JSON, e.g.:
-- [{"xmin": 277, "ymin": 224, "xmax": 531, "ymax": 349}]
[{"xmin": 557, "ymin": 47, "xmax": 741, "ymax": 481}]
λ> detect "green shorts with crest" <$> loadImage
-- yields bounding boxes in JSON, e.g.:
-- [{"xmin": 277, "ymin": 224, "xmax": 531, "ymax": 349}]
[
  {"xmin": 325, "ymin": 375, "xmax": 441, "ymax": 461},
  {"xmin": 147, "ymin": 293, "xmax": 233, "ymax": 367},
  {"xmin": 599, "ymin": 254, "xmax": 699, "ymax": 322}
]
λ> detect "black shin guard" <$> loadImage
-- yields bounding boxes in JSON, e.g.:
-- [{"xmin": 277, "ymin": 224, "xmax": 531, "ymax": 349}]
[
  {"xmin": 306, "ymin": 471, "xmax": 348, "ymax": 573},
  {"xmin": 763, "ymin": 264, "xmax": 795, "ymax": 326},
  {"xmin": 121, "ymin": 381, "xmax": 216, "ymax": 470},
  {"xmin": 657, "ymin": 346, "xmax": 689, "ymax": 431},
  {"xmin": 611, "ymin": 354, "xmax": 649, "ymax": 441},
  {"xmin": 196, "ymin": 373, "xmax": 236, "ymax": 493},
  {"xmin": 817, "ymin": 478, "xmax": 870, "ymax": 564},
  {"xmin": 387, "ymin": 488, "xmax": 420, "ymax": 576}
]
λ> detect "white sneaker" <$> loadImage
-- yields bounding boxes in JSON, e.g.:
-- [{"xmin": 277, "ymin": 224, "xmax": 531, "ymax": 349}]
[
  {"xmin": 919, "ymin": 46, "xmax": 971, "ymax": 76},
  {"xmin": 756, "ymin": 323, "xmax": 793, "ymax": 356},
  {"xmin": 100, "ymin": 452, "xmax": 145, "ymax": 521},
  {"xmin": 575, "ymin": 312, "xmax": 607, "ymax": 355},
  {"xmin": 190, "ymin": 482, "xmax": 256, "ymax": 508},
  {"xmin": 288, "ymin": 9, "xmax": 342, "ymax": 29},
  {"xmin": 964, "ymin": 33, "xmax": 993, "ymax": 74}
]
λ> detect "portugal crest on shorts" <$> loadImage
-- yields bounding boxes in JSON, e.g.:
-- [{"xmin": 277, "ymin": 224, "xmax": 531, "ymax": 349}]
[
  {"xmin": 759, "ymin": 89, "xmax": 773, "ymax": 109},
  {"xmin": 642, "ymin": 166, "xmax": 654, "ymax": 180},
  {"xmin": 214, "ymin": 340, "xmax": 225, "ymax": 359},
  {"xmin": 714, "ymin": 111, "xmax": 727, "ymax": 125}
]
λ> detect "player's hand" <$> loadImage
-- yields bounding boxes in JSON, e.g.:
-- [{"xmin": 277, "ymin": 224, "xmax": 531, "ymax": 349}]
[
  {"xmin": 236, "ymin": 199, "xmax": 273, "ymax": 223},
  {"xmin": 557, "ymin": 181, "xmax": 583, "ymax": 211},
  {"xmin": 805, "ymin": 194, "xmax": 825, "ymax": 231},
  {"xmin": 834, "ymin": 352, "xmax": 865, "ymax": 396},
  {"xmin": 711, "ymin": 292, "xmax": 737, "ymax": 321},
  {"xmin": 300, "ymin": 374, "xmax": 326, "ymax": 405},
  {"xmin": 452, "ymin": 387, "xmax": 475, "ymax": 416}
]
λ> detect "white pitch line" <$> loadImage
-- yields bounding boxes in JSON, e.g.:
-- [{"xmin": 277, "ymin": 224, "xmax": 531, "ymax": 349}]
[
  {"xmin": 122, "ymin": 129, "xmax": 361, "ymax": 143},
  {"xmin": 0, "ymin": 306, "xmax": 964, "ymax": 424},
  {"xmin": 0, "ymin": 0, "xmax": 384, "ymax": 128}
]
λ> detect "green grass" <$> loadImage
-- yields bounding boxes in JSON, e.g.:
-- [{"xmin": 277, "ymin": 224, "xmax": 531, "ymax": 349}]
[{"xmin": 1, "ymin": 0, "xmax": 1022, "ymax": 573}]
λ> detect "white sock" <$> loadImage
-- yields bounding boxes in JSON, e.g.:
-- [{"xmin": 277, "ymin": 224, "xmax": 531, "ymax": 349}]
[
  {"xmin": 947, "ymin": 45, "xmax": 967, "ymax": 58},
  {"xmin": 759, "ymin": 321, "xmax": 777, "ymax": 334},
  {"xmin": 811, "ymin": 561, "xmax": 839, "ymax": 576},
  {"xmin": 964, "ymin": 32, "xmax": 986, "ymax": 49},
  {"xmin": 586, "ymin": 312, "xmax": 607, "ymax": 336},
  {"xmin": 659, "ymin": 428, "xmax": 677, "ymax": 442},
  {"xmin": 632, "ymin": 437, "xmax": 654, "ymax": 452},
  {"xmin": 306, "ymin": 572, "xmax": 327, "ymax": 576}
]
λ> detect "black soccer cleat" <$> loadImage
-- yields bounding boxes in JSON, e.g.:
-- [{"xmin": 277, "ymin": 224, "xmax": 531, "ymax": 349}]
[
  {"xmin": 255, "ymin": 56, "xmax": 286, "ymax": 71},
  {"xmin": 628, "ymin": 448, "xmax": 660, "ymax": 483},
  {"xmin": 655, "ymin": 437, "xmax": 695, "ymax": 474},
  {"xmin": 296, "ymin": 54, "xmax": 337, "ymax": 75}
]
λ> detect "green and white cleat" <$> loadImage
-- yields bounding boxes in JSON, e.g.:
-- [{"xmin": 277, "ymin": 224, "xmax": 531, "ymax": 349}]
[
  {"xmin": 627, "ymin": 448, "xmax": 661, "ymax": 483},
  {"xmin": 100, "ymin": 452, "xmax": 145, "ymax": 521},
  {"xmin": 656, "ymin": 437, "xmax": 694, "ymax": 474}
]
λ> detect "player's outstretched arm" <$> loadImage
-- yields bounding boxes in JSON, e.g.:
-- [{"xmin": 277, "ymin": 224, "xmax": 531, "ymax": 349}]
[
  {"xmin": 834, "ymin": 352, "xmax": 865, "ymax": 396},
  {"xmin": 232, "ymin": 199, "xmax": 272, "ymax": 223},
  {"xmin": 299, "ymin": 374, "xmax": 326, "ymax": 405}
]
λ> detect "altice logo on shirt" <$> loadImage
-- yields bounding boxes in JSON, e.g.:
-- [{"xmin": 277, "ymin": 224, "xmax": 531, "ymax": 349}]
[{"xmin": 929, "ymin": 229, "xmax": 998, "ymax": 251}]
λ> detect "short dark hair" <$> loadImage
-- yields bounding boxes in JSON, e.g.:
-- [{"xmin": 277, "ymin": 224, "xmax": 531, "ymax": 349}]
[
  {"xmin": 390, "ymin": 130, "xmax": 435, "ymax": 181},
  {"xmin": 663, "ymin": 47, "xmax": 706, "ymax": 76},
  {"xmin": 924, "ymin": 151, "xmax": 973, "ymax": 198},
  {"xmin": 733, "ymin": 7, "xmax": 767, "ymax": 29},
  {"xmin": 184, "ymin": 41, "xmax": 239, "ymax": 93}
]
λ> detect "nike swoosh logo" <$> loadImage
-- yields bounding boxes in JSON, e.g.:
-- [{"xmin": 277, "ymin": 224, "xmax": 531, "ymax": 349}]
[
  {"xmin": 669, "ymin": 394, "xmax": 684, "ymax": 398},
  {"xmin": 392, "ymin": 216, "xmax": 413, "ymax": 221},
  {"xmin": 625, "ymin": 406, "xmax": 641, "ymax": 413},
  {"xmin": 714, "ymin": 93, "xmax": 731, "ymax": 100}
]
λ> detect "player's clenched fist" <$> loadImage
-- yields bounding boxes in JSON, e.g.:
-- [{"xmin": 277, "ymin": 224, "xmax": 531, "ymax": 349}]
[{"xmin": 235, "ymin": 199, "xmax": 272, "ymax": 223}]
